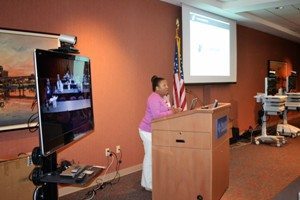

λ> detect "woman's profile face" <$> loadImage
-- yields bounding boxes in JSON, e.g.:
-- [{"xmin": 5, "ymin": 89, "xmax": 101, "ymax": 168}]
[{"xmin": 156, "ymin": 80, "xmax": 169, "ymax": 96}]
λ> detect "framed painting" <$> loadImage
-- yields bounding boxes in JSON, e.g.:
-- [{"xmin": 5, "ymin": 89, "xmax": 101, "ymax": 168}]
[{"xmin": 0, "ymin": 28, "xmax": 59, "ymax": 131}]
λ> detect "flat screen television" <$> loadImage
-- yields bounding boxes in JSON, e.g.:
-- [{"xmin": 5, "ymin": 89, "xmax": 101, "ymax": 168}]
[
  {"xmin": 34, "ymin": 49, "xmax": 94, "ymax": 156},
  {"xmin": 287, "ymin": 72, "xmax": 297, "ymax": 92}
]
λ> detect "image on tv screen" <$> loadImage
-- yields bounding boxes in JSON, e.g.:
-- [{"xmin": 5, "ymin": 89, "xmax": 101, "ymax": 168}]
[{"xmin": 34, "ymin": 49, "xmax": 94, "ymax": 156}]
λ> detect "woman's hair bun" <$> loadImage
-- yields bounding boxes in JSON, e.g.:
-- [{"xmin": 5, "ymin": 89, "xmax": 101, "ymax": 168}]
[{"xmin": 151, "ymin": 75, "xmax": 158, "ymax": 83}]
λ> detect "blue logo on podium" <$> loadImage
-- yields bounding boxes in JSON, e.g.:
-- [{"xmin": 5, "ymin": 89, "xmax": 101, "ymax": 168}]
[{"xmin": 216, "ymin": 116, "xmax": 228, "ymax": 139}]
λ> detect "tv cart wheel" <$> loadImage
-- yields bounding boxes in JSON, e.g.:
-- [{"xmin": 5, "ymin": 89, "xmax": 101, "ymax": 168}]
[
  {"xmin": 291, "ymin": 133, "xmax": 296, "ymax": 138},
  {"xmin": 276, "ymin": 142, "xmax": 281, "ymax": 147},
  {"xmin": 31, "ymin": 167, "xmax": 43, "ymax": 186},
  {"xmin": 32, "ymin": 147, "xmax": 43, "ymax": 166},
  {"xmin": 282, "ymin": 140, "xmax": 286, "ymax": 144},
  {"xmin": 33, "ymin": 186, "xmax": 44, "ymax": 200},
  {"xmin": 255, "ymin": 140, "xmax": 260, "ymax": 145}
]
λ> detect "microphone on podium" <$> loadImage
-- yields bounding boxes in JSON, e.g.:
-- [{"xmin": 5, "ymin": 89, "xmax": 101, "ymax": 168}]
[{"xmin": 185, "ymin": 88, "xmax": 203, "ymax": 109}]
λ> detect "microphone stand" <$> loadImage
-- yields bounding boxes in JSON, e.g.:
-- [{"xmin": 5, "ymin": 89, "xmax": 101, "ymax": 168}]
[{"xmin": 185, "ymin": 88, "xmax": 203, "ymax": 107}]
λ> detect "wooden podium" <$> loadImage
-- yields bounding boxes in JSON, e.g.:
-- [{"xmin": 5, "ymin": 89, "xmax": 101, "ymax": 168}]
[{"xmin": 152, "ymin": 103, "xmax": 231, "ymax": 200}]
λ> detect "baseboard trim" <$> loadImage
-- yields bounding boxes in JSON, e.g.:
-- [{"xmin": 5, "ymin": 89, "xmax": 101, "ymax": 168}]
[{"xmin": 58, "ymin": 164, "xmax": 142, "ymax": 197}]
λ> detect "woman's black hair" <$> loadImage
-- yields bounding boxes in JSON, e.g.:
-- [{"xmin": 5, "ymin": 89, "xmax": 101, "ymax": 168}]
[{"xmin": 151, "ymin": 75, "xmax": 165, "ymax": 92}]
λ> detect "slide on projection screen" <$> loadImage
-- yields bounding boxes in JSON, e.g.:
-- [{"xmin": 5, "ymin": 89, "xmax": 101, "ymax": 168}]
[{"xmin": 182, "ymin": 5, "xmax": 237, "ymax": 84}]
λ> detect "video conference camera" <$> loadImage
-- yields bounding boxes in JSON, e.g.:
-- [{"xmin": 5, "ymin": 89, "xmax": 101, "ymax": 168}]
[
  {"xmin": 50, "ymin": 34, "xmax": 79, "ymax": 54},
  {"xmin": 59, "ymin": 34, "xmax": 77, "ymax": 45}
]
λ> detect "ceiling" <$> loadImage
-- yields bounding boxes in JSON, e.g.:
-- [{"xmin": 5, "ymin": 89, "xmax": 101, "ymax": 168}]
[{"xmin": 161, "ymin": 0, "xmax": 300, "ymax": 43}]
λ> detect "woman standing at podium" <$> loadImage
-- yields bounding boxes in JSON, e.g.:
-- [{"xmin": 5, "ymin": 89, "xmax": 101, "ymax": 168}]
[{"xmin": 139, "ymin": 75, "xmax": 181, "ymax": 191}]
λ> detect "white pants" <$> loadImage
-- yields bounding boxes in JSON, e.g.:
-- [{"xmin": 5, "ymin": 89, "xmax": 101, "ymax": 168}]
[{"xmin": 139, "ymin": 129, "xmax": 152, "ymax": 190}]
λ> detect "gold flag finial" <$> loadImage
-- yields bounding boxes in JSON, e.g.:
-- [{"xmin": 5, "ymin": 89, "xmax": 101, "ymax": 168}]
[{"xmin": 176, "ymin": 18, "xmax": 180, "ymax": 38}]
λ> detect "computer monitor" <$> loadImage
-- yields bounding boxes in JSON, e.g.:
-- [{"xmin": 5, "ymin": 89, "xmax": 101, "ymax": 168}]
[
  {"xmin": 212, "ymin": 99, "xmax": 218, "ymax": 108},
  {"xmin": 189, "ymin": 98, "xmax": 198, "ymax": 110},
  {"xmin": 267, "ymin": 71, "xmax": 278, "ymax": 95},
  {"xmin": 34, "ymin": 49, "xmax": 94, "ymax": 156},
  {"xmin": 286, "ymin": 71, "xmax": 297, "ymax": 92}
]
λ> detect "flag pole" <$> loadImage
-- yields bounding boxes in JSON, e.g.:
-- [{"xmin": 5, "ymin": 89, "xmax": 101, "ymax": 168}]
[
  {"xmin": 175, "ymin": 19, "xmax": 182, "ymax": 76},
  {"xmin": 172, "ymin": 18, "xmax": 187, "ymax": 111}
]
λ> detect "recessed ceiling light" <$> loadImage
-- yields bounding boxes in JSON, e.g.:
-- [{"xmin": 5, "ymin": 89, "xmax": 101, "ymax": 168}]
[{"xmin": 275, "ymin": 6, "xmax": 284, "ymax": 10}]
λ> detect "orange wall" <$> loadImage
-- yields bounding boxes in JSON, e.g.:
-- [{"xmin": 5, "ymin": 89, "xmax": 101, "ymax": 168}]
[
  {"xmin": 0, "ymin": 1, "xmax": 300, "ymax": 170},
  {"xmin": 0, "ymin": 0, "xmax": 180, "ymax": 168}
]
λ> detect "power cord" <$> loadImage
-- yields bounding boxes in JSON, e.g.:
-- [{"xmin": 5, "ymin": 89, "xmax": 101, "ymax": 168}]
[
  {"xmin": 27, "ymin": 113, "xmax": 39, "ymax": 132},
  {"xmin": 231, "ymin": 124, "xmax": 261, "ymax": 149},
  {"xmin": 82, "ymin": 156, "xmax": 115, "ymax": 200},
  {"xmin": 82, "ymin": 149, "xmax": 122, "ymax": 200},
  {"xmin": 27, "ymin": 97, "xmax": 39, "ymax": 132},
  {"xmin": 249, "ymin": 124, "xmax": 260, "ymax": 144},
  {"xmin": 100, "ymin": 149, "xmax": 122, "ymax": 199},
  {"xmin": 109, "ymin": 151, "xmax": 122, "ymax": 185}
]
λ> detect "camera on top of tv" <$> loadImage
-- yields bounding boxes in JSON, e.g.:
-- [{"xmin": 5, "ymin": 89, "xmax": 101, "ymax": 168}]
[{"xmin": 52, "ymin": 34, "xmax": 79, "ymax": 54}]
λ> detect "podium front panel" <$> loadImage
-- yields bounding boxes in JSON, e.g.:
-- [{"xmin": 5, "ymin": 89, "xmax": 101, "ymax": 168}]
[
  {"xmin": 152, "ymin": 112, "xmax": 212, "ymax": 132},
  {"xmin": 152, "ymin": 146, "xmax": 212, "ymax": 200},
  {"xmin": 152, "ymin": 130, "xmax": 211, "ymax": 150},
  {"xmin": 152, "ymin": 103, "xmax": 230, "ymax": 200}
]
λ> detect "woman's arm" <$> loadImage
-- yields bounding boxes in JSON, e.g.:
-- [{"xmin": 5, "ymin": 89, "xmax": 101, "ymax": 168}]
[{"xmin": 148, "ymin": 99, "xmax": 172, "ymax": 119}]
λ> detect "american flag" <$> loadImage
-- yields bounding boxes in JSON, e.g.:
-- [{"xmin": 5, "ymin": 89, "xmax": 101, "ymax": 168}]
[{"xmin": 173, "ymin": 29, "xmax": 187, "ymax": 111}]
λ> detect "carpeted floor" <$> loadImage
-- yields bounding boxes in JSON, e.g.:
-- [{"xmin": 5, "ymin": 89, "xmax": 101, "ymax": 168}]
[
  {"xmin": 61, "ymin": 119, "xmax": 300, "ymax": 200},
  {"xmin": 222, "ymin": 136, "xmax": 300, "ymax": 200}
]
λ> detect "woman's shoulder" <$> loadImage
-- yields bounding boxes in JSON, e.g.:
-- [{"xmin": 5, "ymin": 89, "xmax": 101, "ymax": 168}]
[
  {"xmin": 147, "ymin": 93, "xmax": 163, "ymax": 104},
  {"xmin": 148, "ymin": 92, "xmax": 160, "ymax": 101}
]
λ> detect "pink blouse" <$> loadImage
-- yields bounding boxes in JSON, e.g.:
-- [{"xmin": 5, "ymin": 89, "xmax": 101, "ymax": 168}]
[{"xmin": 139, "ymin": 92, "xmax": 172, "ymax": 132}]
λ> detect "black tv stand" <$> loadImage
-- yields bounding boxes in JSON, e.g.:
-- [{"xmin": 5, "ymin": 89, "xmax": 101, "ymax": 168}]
[
  {"xmin": 31, "ymin": 147, "xmax": 104, "ymax": 200},
  {"xmin": 32, "ymin": 151, "xmax": 58, "ymax": 200},
  {"xmin": 41, "ymin": 165, "xmax": 103, "ymax": 185}
]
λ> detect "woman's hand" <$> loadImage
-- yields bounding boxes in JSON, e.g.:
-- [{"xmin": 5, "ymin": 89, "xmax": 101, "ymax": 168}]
[{"xmin": 172, "ymin": 107, "xmax": 182, "ymax": 113}]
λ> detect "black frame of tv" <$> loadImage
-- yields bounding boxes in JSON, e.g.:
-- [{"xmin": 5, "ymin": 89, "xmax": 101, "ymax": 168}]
[{"xmin": 34, "ymin": 49, "xmax": 94, "ymax": 156}]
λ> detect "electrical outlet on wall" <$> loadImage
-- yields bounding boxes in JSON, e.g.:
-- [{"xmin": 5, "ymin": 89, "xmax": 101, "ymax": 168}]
[
  {"xmin": 27, "ymin": 156, "xmax": 33, "ymax": 166},
  {"xmin": 105, "ymin": 148, "xmax": 110, "ymax": 157},
  {"xmin": 116, "ymin": 145, "xmax": 121, "ymax": 153}
]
